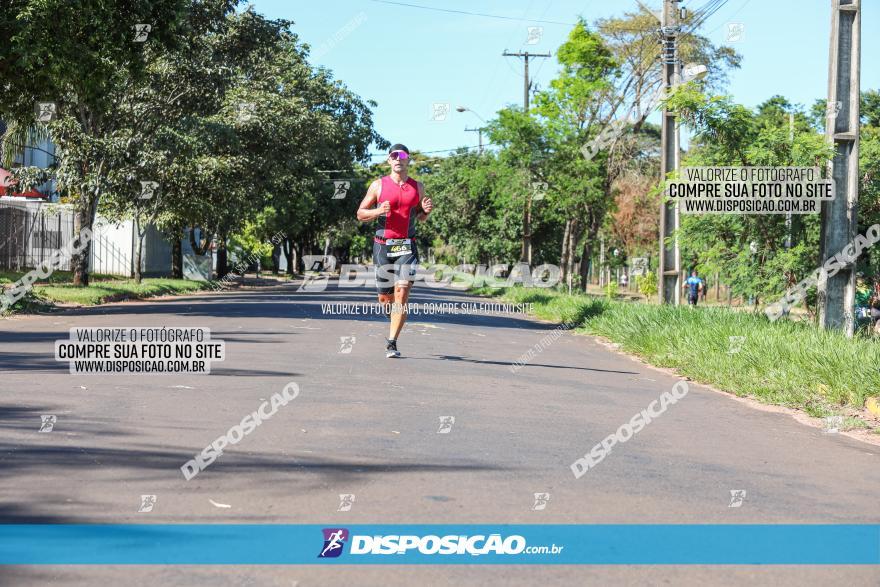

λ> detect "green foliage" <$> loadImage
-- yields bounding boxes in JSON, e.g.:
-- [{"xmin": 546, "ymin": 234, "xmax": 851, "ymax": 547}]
[
  {"xmin": 665, "ymin": 88, "xmax": 840, "ymax": 306},
  {"xmin": 636, "ymin": 271, "xmax": 658, "ymax": 297},
  {"xmin": 481, "ymin": 286, "xmax": 878, "ymax": 423},
  {"xmin": 604, "ymin": 281, "xmax": 619, "ymax": 299},
  {"xmin": 0, "ymin": 289, "xmax": 50, "ymax": 315},
  {"xmin": 228, "ymin": 219, "xmax": 274, "ymax": 267},
  {"xmin": 1, "ymin": 1, "xmax": 382, "ymax": 283},
  {"xmin": 421, "ymin": 150, "xmax": 522, "ymax": 263},
  {"xmin": 33, "ymin": 278, "xmax": 211, "ymax": 306}
]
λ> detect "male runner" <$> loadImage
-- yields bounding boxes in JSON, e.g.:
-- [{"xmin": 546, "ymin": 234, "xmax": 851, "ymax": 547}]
[
  {"xmin": 357, "ymin": 144, "xmax": 433, "ymax": 358},
  {"xmin": 683, "ymin": 270, "xmax": 704, "ymax": 306}
]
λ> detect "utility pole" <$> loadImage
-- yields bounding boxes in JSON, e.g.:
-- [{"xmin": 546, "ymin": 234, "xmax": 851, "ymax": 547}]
[
  {"xmin": 785, "ymin": 112, "xmax": 794, "ymax": 249},
  {"xmin": 658, "ymin": 0, "xmax": 681, "ymax": 304},
  {"xmin": 464, "ymin": 126, "xmax": 483, "ymax": 154},
  {"xmin": 503, "ymin": 50, "xmax": 551, "ymax": 263},
  {"xmin": 819, "ymin": 0, "xmax": 861, "ymax": 336},
  {"xmin": 502, "ymin": 50, "xmax": 551, "ymax": 113}
]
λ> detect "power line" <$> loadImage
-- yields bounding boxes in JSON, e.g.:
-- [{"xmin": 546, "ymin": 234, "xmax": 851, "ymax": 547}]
[
  {"xmin": 503, "ymin": 50, "xmax": 552, "ymax": 112},
  {"xmin": 684, "ymin": 0, "xmax": 723, "ymax": 31},
  {"xmin": 697, "ymin": 0, "xmax": 729, "ymax": 27},
  {"xmin": 524, "ymin": 0, "xmax": 556, "ymax": 85},
  {"xmin": 681, "ymin": 0, "xmax": 731, "ymax": 36},
  {"xmin": 476, "ymin": 0, "xmax": 538, "ymax": 116},
  {"xmin": 368, "ymin": 0, "xmax": 576, "ymax": 26},
  {"xmin": 704, "ymin": 0, "xmax": 752, "ymax": 35},
  {"xmin": 367, "ymin": 143, "xmax": 492, "ymax": 159}
]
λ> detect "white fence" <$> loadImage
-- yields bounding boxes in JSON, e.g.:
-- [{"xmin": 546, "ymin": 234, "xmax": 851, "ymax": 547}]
[{"xmin": 0, "ymin": 198, "xmax": 173, "ymax": 276}]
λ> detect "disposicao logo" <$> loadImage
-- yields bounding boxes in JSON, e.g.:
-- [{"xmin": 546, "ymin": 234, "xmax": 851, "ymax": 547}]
[
  {"xmin": 318, "ymin": 528, "xmax": 349, "ymax": 558},
  {"xmin": 320, "ymin": 532, "xmax": 530, "ymax": 557}
]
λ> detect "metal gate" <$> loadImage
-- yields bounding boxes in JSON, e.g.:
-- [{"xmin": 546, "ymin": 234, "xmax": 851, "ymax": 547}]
[{"xmin": 0, "ymin": 200, "xmax": 74, "ymax": 271}]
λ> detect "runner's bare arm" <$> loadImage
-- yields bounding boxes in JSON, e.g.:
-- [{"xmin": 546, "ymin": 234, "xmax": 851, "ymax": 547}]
[
  {"xmin": 357, "ymin": 180, "xmax": 389, "ymax": 221},
  {"xmin": 416, "ymin": 182, "xmax": 432, "ymax": 221}
]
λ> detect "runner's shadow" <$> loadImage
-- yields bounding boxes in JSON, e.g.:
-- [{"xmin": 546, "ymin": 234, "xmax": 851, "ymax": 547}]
[
  {"xmin": 0, "ymin": 502, "xmax": 78, "ymax": 523},
  {"xmin": 417, "ymin": 354, "xmax": 639, "ymax": 374}
]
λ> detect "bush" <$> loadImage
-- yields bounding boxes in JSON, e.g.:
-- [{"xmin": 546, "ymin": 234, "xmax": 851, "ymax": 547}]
[
  {"xmin": 604, "ymin": 281, "xmax": 619, "ymax": 299},
  {"xmin": 636, "ymin": 271, "xmax": 658, "ymax": 297},
  {"xmin": 0, "ymin": 288, "xmax": 51, "ymax": 314}
]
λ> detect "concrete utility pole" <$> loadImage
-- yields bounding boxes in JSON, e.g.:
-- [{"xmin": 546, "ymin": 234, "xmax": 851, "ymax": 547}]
[
  {"xmin": 464, "ymin": 126, "xmax": 483, "ymax": 154},
  {"xmin": 503, "ymin": 50, "xmax": 551, "ymax": 264},
  {"xmin": 456, "ymin": 107, "xmax": 486, "ymax": 155},
  {"xmin": 818, "ymin": 0, "xmax": 860, "ymax": 336},
  {"xmin": 658, "ymin": 0, "xmax": 682, "ymax": 304},
  {"xmin": 785, "ymin": 112, "xmax": 794, "ymax": 249},
  {"xmin": 502, "ymin": 50, "xmax": 552, "ymax": 113}
]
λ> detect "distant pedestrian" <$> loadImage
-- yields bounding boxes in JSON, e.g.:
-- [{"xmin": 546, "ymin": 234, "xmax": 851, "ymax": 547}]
[{"xmin": 683, "ymin": 270, "xmax": 704, "ymax": 306}]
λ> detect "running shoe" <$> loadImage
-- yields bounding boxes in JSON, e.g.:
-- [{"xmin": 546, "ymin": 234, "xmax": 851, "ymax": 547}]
[{"xmin": 385, "ymin": 339, "xmax": 400, "ymax": 358}]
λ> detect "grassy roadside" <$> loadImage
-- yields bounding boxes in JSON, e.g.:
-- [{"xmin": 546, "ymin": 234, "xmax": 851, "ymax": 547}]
[
  {"xmin": 474, "ymin": 285, "xmax": 880, "ymax": 431},
  {"xmin": 1, "ymin": 270, "xmax": 217, "ymax": 314},
  {"xmin": 0, "ymin": 270, "xmax": 118, "ymax": 285},
  {"xmin": 33, "ymin": 278, "xmax": 213, "ymax": 306}
]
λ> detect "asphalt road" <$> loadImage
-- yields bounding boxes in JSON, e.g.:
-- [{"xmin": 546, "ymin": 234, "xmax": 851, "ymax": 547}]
[{"xmin": 1, "ymin": 278, "xmax": 878, "ymax": 586}]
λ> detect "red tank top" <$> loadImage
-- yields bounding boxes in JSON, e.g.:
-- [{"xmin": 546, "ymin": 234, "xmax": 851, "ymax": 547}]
[{"xmin": 375, "ymin": 175, "xmax": 420, "ymax": 240}]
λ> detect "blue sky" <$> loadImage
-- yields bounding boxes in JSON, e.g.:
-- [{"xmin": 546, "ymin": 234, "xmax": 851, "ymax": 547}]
[{"xmin": 251, "ymin": 0, "xmax": 880, "ymax": 162}]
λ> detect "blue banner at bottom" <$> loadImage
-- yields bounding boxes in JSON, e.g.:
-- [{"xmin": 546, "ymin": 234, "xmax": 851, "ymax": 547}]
[{"xmin": 1, "ymin": 525, "xmax": 878, "ymax": 565}]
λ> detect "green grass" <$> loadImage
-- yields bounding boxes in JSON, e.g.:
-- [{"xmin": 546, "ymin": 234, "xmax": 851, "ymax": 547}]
[
  {"xmin": 32, "ymin": 278, "xmax": 213, "ymax": 306},
  {"xmin": 477, "ymin": 286, "xmax": 880, "ymax": 423},
  {"xmin": 2, "ymin": 273, "xmax": 217, "ymax": 313},
  {"xmin": 0, "ymin": 270, "xmax": 117, "ymax": 285}
]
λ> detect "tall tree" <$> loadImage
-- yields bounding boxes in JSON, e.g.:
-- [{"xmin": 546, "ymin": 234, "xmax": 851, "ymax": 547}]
[
  {"xmin": 0, "ymin": 0, "xmax": 190, "ymax": 285},
  {"xmin": 665, "ymin": 86, "xmax": 834, "ymax": 307}
]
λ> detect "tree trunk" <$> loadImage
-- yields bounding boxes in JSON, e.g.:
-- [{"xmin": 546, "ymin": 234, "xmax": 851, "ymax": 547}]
[
  {"xmin": 272, "ymin": 243, "xmax": 281, "ymax": 275},
  {"xmin": 295, "ymin": 239, "xmax": 306, "ymax": 273},
  {"xmin": 71, "ymin": 155, "xmax": 103, "ymax": 286},
  {"xmin": 189, "ymin": 228, "xmax": 200, "ymax": 255},
  {"xmin": 134, "ymin": 228, "xmax": 144, "ymax": 283},
  {"xmin": 579, "ymin": 242, "xmax": 593, "ymax": 292},
  {"xmin": 189, "ymin": 227, "xmax": 210, "ymax": 255},
  {"xmin": 216, "ymin": 235, "xmax": 228, "ymax": 279},
  {"xmin": 72, "ymin": 210, "xmax": 88, "ymax": 286},
  {"xmin": 283, "ymin": 237, "xmax": 294, "ymax": 275},
  {"xmin": 72, "ymin": 198, "xmax": 98, "ymax": 287},
  {"xmin": 521, "ymin": 196, "xmax": 531, "ymax": 263},
  {"xmin": 560, "ymin": 219, "xmax": 571, "ymax": 284},
  {"xmin": 171, "ymin": 233, "xmax": 182, "ymax": 279},
  {"xmin": 579, "ymin": 213, "xmax": 601, "ymax": 292},
  {"xmin": 568, "ymin": 220, "xmax": 582, "ymax": 285}
]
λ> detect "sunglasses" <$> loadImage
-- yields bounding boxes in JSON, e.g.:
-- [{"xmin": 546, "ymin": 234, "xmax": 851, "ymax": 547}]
[{"xmin": 389, "ymin": 150, "xmax": 409, "ymax": 161}]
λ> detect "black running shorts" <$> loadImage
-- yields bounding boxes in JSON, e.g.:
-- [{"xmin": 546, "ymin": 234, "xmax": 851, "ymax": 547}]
[{"xmin": 373, "ymin": 240, "xmax": 419, "ymax": 294}]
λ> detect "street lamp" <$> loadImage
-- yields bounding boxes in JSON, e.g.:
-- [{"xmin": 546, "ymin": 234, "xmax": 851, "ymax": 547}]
[
  {"xmin": 680, "ymin": 63, "xmax": 708, "ymax": 84},
  {"xmin": 456, "ymin": 106, "xmax": 486, "ymax": 154},
  {"xmin": 455, "ymin": 106, "xmax": 486, "ymax": 122}
]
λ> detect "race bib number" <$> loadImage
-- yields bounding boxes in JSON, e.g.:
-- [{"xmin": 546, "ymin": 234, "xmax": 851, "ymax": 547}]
[{"xmin": 386, "ymin": 239, "xmax": 412, "ymax": 258}]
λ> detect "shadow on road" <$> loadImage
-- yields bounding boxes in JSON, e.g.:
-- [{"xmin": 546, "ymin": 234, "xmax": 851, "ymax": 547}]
[
  {"xmin": 413, "ymin": 354, "xmax": 639, "ymax": 375},
  {"xmin": 6, "ymin": 282, "xmax": 571, "ymax": 332},
  {"xmin": 0, "ymin": 397, "xmax": 512, "ymax": 522}
]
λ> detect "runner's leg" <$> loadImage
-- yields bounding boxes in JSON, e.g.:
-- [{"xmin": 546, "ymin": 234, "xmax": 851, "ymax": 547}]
[
  {"xmin": 389, "ymin": 281, "xmax": 410, "ymax": 341},
  {"xmin": 388, "ymin": 245, "xmax": 418, "ymax": 343},
  {"xmin": 378, "ymin": 292, "xmax": 393, "ymax": 316},
  {"xmin": 374, "ymin": 241, "xmax": 394, "ymax": 317}
]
